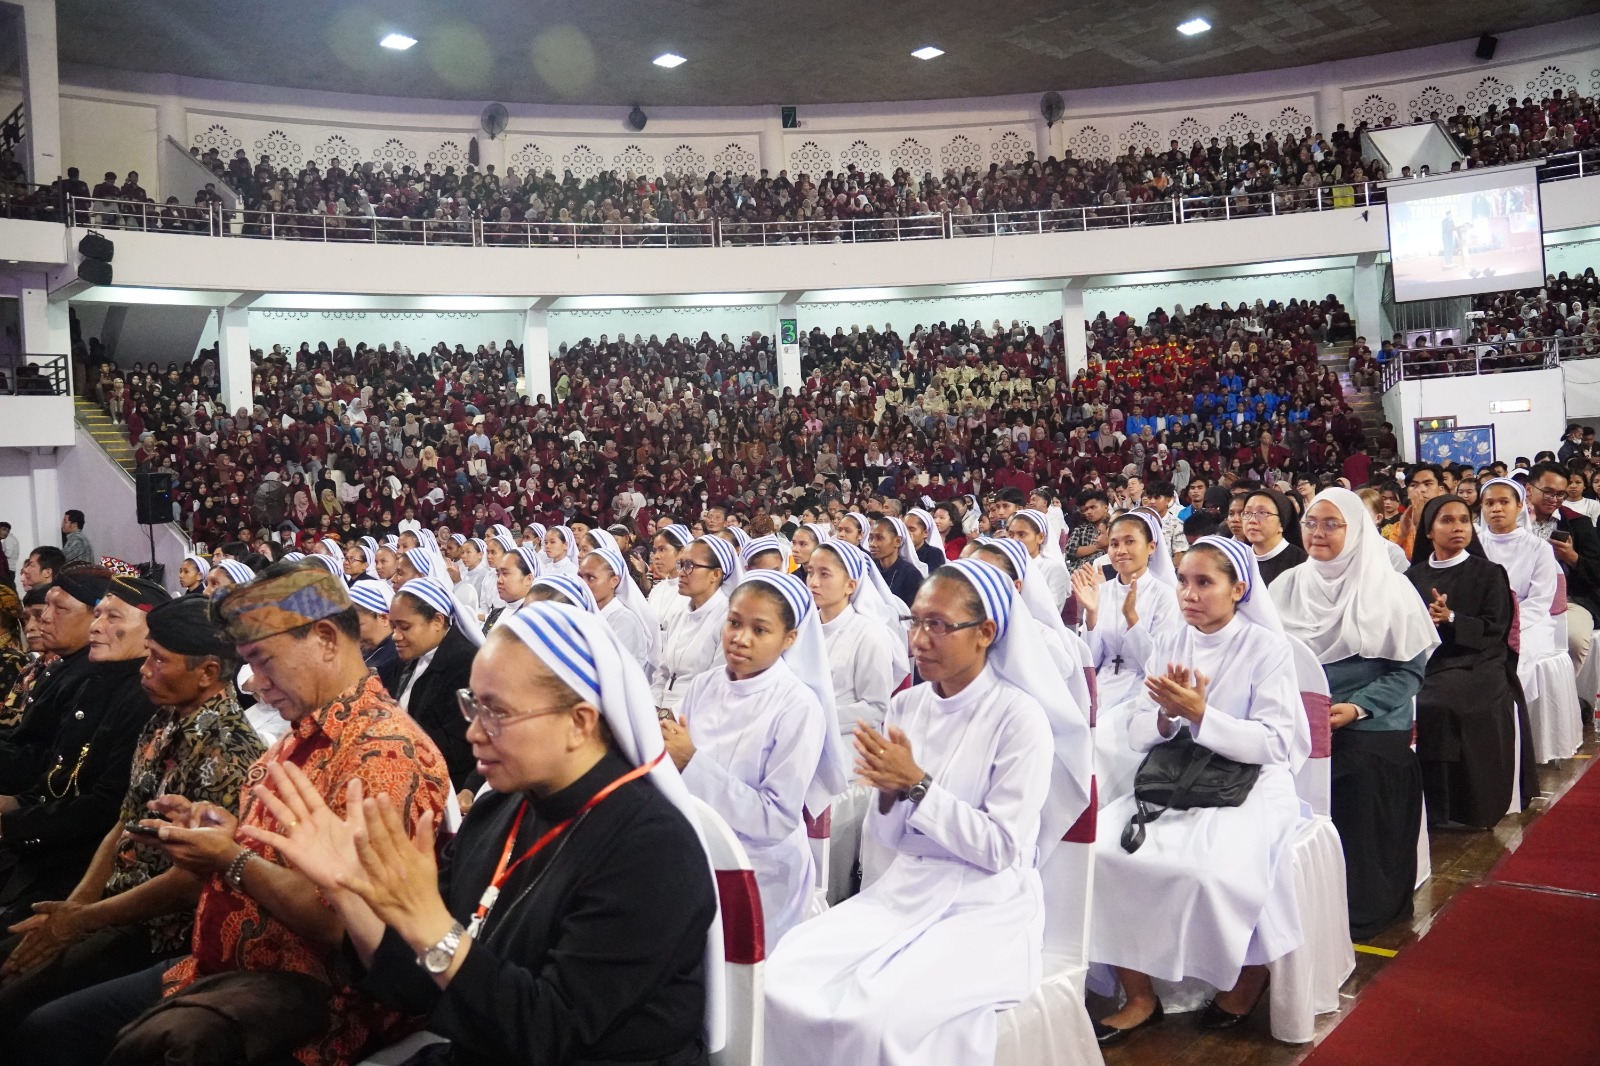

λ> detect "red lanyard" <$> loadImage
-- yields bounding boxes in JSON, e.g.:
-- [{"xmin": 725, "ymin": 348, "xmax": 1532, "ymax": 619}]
[{"xmin": 469, "ymin": 752, "xmax": 665, "ymax": 935}]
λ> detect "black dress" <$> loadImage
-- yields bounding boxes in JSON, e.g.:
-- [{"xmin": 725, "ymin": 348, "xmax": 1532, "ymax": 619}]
[
  {"xmin": 361, "ymin": 751, "xmax": 716, "ymax": 1066},
  {"xmin": 1404, "ymin": 553, "xmax": 1519, "ymax": 829},
  {"xmin": 877, "ymin": 557, "xmax": 924, "ymax": 609},
  {"xmin": 1256, "ymin": 542, "xmax": 1308, "ymax": 586},
  {"xmin": 382, "ymin": 628, "xmax": 478, "ymax": 788}
]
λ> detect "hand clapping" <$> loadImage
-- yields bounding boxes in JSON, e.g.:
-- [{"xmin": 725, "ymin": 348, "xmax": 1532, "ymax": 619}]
[
  {"xmin": 852, "ymin": 721, "xmax": 924, "ymax": 796},
  {"xmin": 1145, "ymin": 662, "xmax": 1209, "ymax": 724},
  {"xmin": 1427, "ymin": 588, "xmax": 1451, "ymax": 625}
]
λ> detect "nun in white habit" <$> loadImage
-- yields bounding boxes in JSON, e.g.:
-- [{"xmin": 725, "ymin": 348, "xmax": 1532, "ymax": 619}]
[
  {"xmin": 972, "ymin": 537, "xmax": 1094, "ymax": 727},
  {"xmin": 1009, "ymin": 508, "xmax": 1072, "ymax": 611},
  {"xmin": 543, "ymin": 525, "xmax": 581, "ymax": 577},
  {"xmin": 1088, "ymin": 536, "xmax": 1310, "ymax": 1042},
  {"xmin": 806, "ymin": 540, "xmax": 902, "ymax": 733},
  {"xmin": 648, "ymin": 523, "xmax": 694, "ymax": 630},
  {"xmin": 667, "ymin": 570, "xmax": 848, "ymax": 951},
  {"xmin": 652, "ymin": 534, "xmax": 737, "ymax": 713},
  {"xmin": 763, "ymin": 558, "xmax": 1083, "ymax": 1066},
  {"xmin": 1478, "ymin": 477, "xmax": 1561, "ymax": 698},
  {"xmin": 1074, "ymin": 510, "xmax": 1184, "ymax": 804},
  {"xmin": 582, "ymin": 544, "xmax": 662, "ymax": 678}
]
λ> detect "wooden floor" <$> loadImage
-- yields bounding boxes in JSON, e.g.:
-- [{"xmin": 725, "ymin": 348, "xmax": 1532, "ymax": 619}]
[{"xmin": 1090, "ymin": 721, "xmax": 1600, "ymax": 1066}]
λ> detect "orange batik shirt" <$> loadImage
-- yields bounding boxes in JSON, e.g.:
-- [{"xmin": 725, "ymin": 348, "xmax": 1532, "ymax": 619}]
[{"xmin": 163, "ymin": 673, "xmax": 450, "ymax": 1066}]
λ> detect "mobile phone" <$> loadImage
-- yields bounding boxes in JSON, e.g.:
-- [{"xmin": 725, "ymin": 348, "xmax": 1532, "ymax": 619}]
[
  {"xmin": 1552, "ymin": 531, "xmax": 1572, "ymax": 544},
  {"xmin": 123, "ymin": 820, "xmax": 162, "ymax": 838}
]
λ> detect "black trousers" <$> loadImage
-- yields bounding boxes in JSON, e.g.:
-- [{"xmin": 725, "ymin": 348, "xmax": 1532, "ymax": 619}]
[
  {"xmin": 1331, "ymin": 727, "xmax": 1423, "ymax": 941},
  {"xmin": 0, "ymin": 924, "xmax": 178, "ymax": 1037},
  {"xmin": 15, "ymin": 956, "xmax": 168, "ymax": 1066}
]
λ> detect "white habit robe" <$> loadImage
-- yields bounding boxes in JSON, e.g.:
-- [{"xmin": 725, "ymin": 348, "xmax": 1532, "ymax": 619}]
[
  {"xmin": 1034, "ymin": 551, "xmax": 1073, "ymax": 612},
  {"xmin": 763, "ymin": 666, "xmax": 1054, "ymax": 1066},
  {"xmin": 599, "ymin": 595, "xmax": 652, "ymax": 671},
  {"xmin": 545, "ymin": 554, "xmax": 579, "ymax": 578},
  {"xmin": 679, "ymin": 657, "xmax": 828, "ymax": 952},
  {"xmin": 819, "ymin": 604, "xmax": 897, "ymax": 733},
  {"xmin": 652, "ymin": 588, "xmax": 728, "ymax": 712},
  {"xmin": 1483, "ymin": 528, "xmax": 1560, "ymax": 698},
  {"xmin": 1090, "ymin": 613, "xmax": 1309, "ymax": 990},
  {"xmin": 1086, "ymin": 573, "xmax": 1182, "ymax": 804}
]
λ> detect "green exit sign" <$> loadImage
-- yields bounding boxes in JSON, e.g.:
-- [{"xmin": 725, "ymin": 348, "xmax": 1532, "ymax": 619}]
[
  {"xmin": 781, "ymin": 106, "xmax": 798, "ymax": 129},
  {"xmin": 780, "ymin": 319, "xmax": 798, "ymax": 345}
]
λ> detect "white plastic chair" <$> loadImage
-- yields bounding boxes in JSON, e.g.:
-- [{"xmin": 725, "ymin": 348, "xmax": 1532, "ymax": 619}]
[
  {"xmin": 802, "ymin": 805, "xmax": 831, "ymax": 919},
  {"xmin": 826, "ymin": 782, "xmax": 874, "ymax": 905},
  {"xmin": 693, "ymin": 797, "xmax": 766, "ymax": 1066},
  {"xmin": 1288, "ymin": 636, "xmax": 1333, "ymax": 817},
  {"xmin": 994, "ymin": 788, "xmax": 1104, "ymax": 1066}
]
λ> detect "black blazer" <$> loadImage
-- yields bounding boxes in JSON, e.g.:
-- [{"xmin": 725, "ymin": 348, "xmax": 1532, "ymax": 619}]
[{"xmin": 382, "ymin": 627, "xmax": 478, "ymax": 788}]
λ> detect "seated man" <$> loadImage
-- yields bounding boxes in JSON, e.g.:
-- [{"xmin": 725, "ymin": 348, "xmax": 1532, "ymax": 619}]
[
  {"xmin": 0, "ymin": 596, "xmax": 264, "ymax": 1032},
  {"xmin": 18, "ymin": 561, "xmax": 452, "ymax": 1066},
  {"xmin": 0, "ymin": 573, "xmax": 165, "ymax": 929}
]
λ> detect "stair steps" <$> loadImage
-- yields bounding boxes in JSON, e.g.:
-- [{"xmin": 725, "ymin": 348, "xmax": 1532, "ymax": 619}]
[{"xmin": 74, "ymin": 397, "xmax": 138, "ymax": 474}]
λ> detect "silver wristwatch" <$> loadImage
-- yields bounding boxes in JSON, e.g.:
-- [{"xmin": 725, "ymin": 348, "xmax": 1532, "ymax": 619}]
[
  {"xmin": 420, "ymin": 921, "xmax": 466, "ymax": 974},
  {"xmin": 905, "ymin": 774, "xmax": 933, "ymax": 805}
]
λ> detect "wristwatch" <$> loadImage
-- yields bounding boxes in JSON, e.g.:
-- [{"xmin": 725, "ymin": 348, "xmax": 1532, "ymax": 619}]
[
  {"xmin": 904, "ymin": 774, "xmax": 933, "ymax": 806},
  {"xmin": 420, "ymin": 921, "xmax": 466, "ymax": 974}
]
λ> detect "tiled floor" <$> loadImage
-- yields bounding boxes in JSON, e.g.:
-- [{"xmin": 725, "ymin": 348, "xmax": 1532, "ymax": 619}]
[{"xmin": 1090, "ymin": 724, "xmax": 1599, "ymax": 1066}]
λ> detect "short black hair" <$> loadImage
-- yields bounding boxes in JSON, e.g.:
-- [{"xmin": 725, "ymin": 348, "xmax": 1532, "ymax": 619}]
[
  {"xmin": 1408, "ymin": 463, "xmax": 1444, "ymax": 484},
  {"xmin": 1076, "ymin": 488, "xmax": 1109, "ymax": 506},
  {"xmin": 28, "ymin": 545, "xmax": 66, "ymax": 573},
  {"xmin": 1146, "ymin": 480, "xmax": 1176, "ymax": 498},
  {"xmin": 64, "ymin": 509, "xmax": 86, "ymax": 530},
  {"xmin": 220, "ymin": 541, "xmax": 251, "ymax": 560},
  {"xmin": 1528, "ymin": 461, "xmax": 1569, "ymax": 486}
]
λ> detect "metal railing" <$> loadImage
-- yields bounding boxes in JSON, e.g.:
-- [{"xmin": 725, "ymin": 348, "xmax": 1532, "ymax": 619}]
[
  {"xmin": 3, "ymin": 355, "xmax": 68, "ymax": 396},
  {"xmin": 1378, "ymin": 335, "xmax": 1580, "ymax": 388},
  {"xmin": 46, "ymin": 147, "xmax": 1600, "ymax": 251},
  {"xmin": 0, "ymin": 181, "xmax": 66, "ymax": 222}
]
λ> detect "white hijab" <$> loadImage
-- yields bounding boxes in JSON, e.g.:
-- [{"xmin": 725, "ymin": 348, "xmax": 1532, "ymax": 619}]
[
  {"xmin": 906, "ymin": 507, "xmax": 944, "ymax": 555},
  {"xmin": 1116, "ymin": 509, "xmax": 1177, "ymax": 587},
  {"xmin": 1271, "ymin": 488, "xmax": 1439, "ymax": 665},
  {"xmin": 498, "ymin": 604, "xmax": 726, "ymax": 1052}
]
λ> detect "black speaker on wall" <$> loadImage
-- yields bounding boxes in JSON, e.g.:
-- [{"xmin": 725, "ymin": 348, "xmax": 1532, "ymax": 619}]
[
  {"xmin": 135, "ymin": 471, "xmax": 173, "ymax": 525},
  {"xmin": 1475, "ymin": 34, "xmax": 1498, "ymax": 61},
  {"xmin": 77, "ymin": 231, "xmax": 114, "ymax": 286}
]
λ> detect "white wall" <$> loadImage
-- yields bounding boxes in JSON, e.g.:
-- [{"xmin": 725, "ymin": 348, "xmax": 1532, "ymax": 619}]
[
  {"xmin": 56, "ymin": 424, "xmax": 192, "ymax": 583},
  {"xmin": 0, "ymin": 395, "xmax": 75, "ymax": 447},
  {"xmin": 0, "ymin": 448, "xmax": 41, "ymax": 563},
  {"xmin": 1546, "ymin": 238, "xmax": 1600, "ymax": 278},
  {"xmin": 60, "ymin": 94, "xmax": 156, "ymax": 184},
  {"xmin": 1561, "ymin": 359, "xmax": 1600, "ymax": 421},
  {"xmin": 1083, "ymin": 268, "xmax": 1354, "ymax": 323},
  {"xmin": 249, "ymin": 310, "xmax": 526, "ymax": 354},
  {"xmin": 1385, "ymin": 367, "xmax": 1567, "ymax": 463}
]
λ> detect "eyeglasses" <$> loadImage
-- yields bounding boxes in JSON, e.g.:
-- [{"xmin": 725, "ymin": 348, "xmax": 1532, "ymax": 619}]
[
  {"xmin": 1530, "ymin": 485, "xmax": 1566, "ymax": 501},
  {"xmin": 676, "ymin": 560, "xmax": 720, "ymax": 574},
  {"xmin": 1240, "ymin": 510, "xmax": 1279, "ymax": 522},
  {"xmin": 900, "ymin": 615, "xmax": 984, "ymax": 638},
  {"xmin": 457, "ymin": 688, "xmax": 574, "ymax": 739},
  {"xmin": 1300, "ymin": 519, "xmax": 1348, "ymax": 535}
]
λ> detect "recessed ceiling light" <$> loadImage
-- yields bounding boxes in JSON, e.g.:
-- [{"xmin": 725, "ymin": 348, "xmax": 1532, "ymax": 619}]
[
  {"xmin": 1177, "ymin": 18, "xmax": 1211, "ymax": 36},
  {"xmin": 653, "ymin": 53, "xmax": 687, "ymax": 68},
  {"xmin": 379, "ymin": 33, "xmax": 417, "ymax": 51},
  {"xmin": 911, "ymin": 46, "xmax": 945, "ymax": 60}
]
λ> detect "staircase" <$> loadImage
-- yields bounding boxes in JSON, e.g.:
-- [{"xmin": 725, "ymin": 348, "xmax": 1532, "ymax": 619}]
[
  {"xmin": 1319, "ymin": 343, "xmax": 1386, "ymax": 436},
  {"xmin": 75, "ymin": 397, "xmax": 137, "ymax": 472}
]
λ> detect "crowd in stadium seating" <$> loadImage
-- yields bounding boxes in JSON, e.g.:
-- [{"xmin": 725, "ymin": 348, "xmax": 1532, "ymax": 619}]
[{"xmin": 81, "ymin": 292, "xmax": 1384, "ymax": 550}]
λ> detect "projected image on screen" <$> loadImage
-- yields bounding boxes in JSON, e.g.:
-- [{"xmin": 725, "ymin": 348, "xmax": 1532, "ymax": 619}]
[{"xmin": 1387, "ymin": 178, "xmax": 1544, "ymax": 302}]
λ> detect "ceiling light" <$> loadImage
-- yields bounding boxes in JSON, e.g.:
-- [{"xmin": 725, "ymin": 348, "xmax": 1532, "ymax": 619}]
[
  {"xmin": 911, "ymin": 46, "xmax": 945, "ymax": 60},
  {"xmin": 380, "ymin": 33, "xmax": 417, "ymax": 50},
  {"xmin": 1177, "ymin": 18, "xmax": 1211, "ymax": 36},
  {"xmin": 653, "ymin": 53, "xmax": 687, "ymax": 68}
]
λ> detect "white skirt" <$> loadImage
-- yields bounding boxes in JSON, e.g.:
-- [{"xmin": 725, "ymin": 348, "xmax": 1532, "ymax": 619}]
[
  {"xmin": 764, "ymin": 856, "xmax": 1043, "ymax": 1066},
  {"xmin": 1089, "ymin": 765, "xmax": 1304, "ymax": 990}
]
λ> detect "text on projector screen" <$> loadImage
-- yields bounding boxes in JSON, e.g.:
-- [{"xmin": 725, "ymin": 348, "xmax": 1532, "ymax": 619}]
[
  {"xmin": 1488, "ymin": 399, "xmax": 1532, "ymax": 414},
  {"xmin": 1386, "ymin": 181, "xmax": 1544, "ymax": 303}
]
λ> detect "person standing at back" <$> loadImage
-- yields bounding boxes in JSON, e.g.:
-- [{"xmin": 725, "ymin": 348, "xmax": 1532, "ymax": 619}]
[{"xmin": 60, "ymin": 512, "xmax": 94, "ymax": 566}]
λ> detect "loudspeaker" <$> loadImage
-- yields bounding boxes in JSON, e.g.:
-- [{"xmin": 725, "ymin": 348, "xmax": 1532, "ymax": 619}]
[
  {"xmin": 135, "ymin": 471, "xmax": 173, "ymax": 525},
  {"xmin": 627, "ymin": 105, "xmax": 648, "ymax": 132},
  {"xmin": 77, "ymin": 231, "xmax": 114, "ymax": 286},
  {"xmin": 1475, "ymin": 34, "xmax": 1498, "ymax": 61}
]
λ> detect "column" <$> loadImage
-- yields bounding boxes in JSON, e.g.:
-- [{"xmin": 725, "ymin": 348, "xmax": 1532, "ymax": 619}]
[
  {"xmin": 1352, "ymin": 254, "xmax": 1390, "ymax": 347},
  {"xmin": 478, "ymin": 134, "xmax": 507, "ymax": 181},
  {"xmin": 1317, "ymin": 83, "xmax": 1345, "ymax": 140},
  {"xmin": 774, "ymin": 300, "xmax": 800, "ymax": 393},
  {"xmin": 522, "ymin": 309, "xmax": 551, "ymax": 403},
  {"xmin": 758, "ymin": 115, "xmax": 785, "ymax": 177},
  {"xmin": 27, "ymin": 449, "xmax": 62, "ymax": 556},
  {"xmin": 155, "ymin": 80, "xmax": 189, "ymax": 201},
  {"xmin": 1060, "ymin": 279, "xmax": 1088, "ymax": 381},
  {"xmin": 217, "ymin": 305, "xmax": 253, "ymax": 416},
  {"xmin": 17, "ymin": 0, "xmax": 63, "ymax": 184},
  {"xmin": 19, "ymin": 282, "xmax": 71, "ymax": 360}
]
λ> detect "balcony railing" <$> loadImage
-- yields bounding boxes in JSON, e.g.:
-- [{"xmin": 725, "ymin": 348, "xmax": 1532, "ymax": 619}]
[
  {"xmin": 1378, "ymin": 335, "xmax": 1578, "ymax": 389},
  {"xmin": 2, "ymin": 355, "xmax": 69, "ymax": 396},
  {"xmin": 45, "ymin": 147, "xmax": 1600, "ymax": 252},
  {"xmin": 0, "ymin": 181, "xmax": 66, "ymax": 222}
]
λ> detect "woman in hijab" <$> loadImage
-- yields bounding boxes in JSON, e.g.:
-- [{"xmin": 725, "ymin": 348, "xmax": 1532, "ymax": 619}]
[
  {"xmin": 1405, "ymin": 495, "xmax": 1526, "ymax": 829},
  {"xmin": 239, "ymin": 602, "xmax": 723, "ymax": 1066},
  {"xmin": 1272, "ymin": 488, "xmax": 1438, "ymax": 938},
  {"xmin": 1089, "ymin": 536, "xmax": 1310, "ymax": 1043},
  {"xmin": 176, "ymin": 554, "xmax": 211, "ymax": 597}
]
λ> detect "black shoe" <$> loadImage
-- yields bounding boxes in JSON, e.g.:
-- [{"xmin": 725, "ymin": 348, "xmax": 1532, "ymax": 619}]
[
  {"xmin": 1093, "ymin": 1002, "xmax": 1164, "ymax": 1046},
  {"xmin": 1199, "ymin": 987, "xmax": 1267, "ymax": 1030}
]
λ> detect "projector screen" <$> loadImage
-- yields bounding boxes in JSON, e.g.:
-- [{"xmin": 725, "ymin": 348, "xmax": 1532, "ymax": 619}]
[{"xmin": 1386, "ymin": 167, "xmax": 1544, "ymax": 303}]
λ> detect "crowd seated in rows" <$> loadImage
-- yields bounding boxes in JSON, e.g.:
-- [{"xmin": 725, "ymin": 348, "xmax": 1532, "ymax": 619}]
[{"xmin": 83, "ymin": 295, "xmax": 1377, "ymax": 551}]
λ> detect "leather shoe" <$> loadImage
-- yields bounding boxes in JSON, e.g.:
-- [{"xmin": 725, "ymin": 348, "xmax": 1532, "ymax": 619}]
[
  {"xmin": 1199, "ymin": 990, "xmax": 1265, "ymax": 1030},
  {"xmin": 1093, "ymin": 1002, "xmax": 1164, "ymax": 1046}
]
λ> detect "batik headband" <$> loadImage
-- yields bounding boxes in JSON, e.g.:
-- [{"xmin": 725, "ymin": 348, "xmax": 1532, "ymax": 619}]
[{"xmin": 214, "ymin": 562, "xmax": 351, "ymax": 644}]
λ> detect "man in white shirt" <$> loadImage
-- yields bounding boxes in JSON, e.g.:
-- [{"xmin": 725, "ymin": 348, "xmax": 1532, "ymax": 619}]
[
  {"xmin": 0, "ymin": 522, "xmax": 18, "ymax": 583},
  {"xmin": 1144, "ymin": 480, "xmax": 1189, "ymax": 556}
]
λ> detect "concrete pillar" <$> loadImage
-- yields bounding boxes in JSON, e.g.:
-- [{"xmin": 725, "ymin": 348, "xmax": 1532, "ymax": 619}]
[
  {"xmin": 155, "ymin": 81, "xmax": 189, "ymax": 197},
  {"xmin": 27, "ymin": 449, "xmax": 62, "ymax": 556},
  {"xmin": 522, "ymin": 309, "xmax": 551, "ymax": 404},
  {"xmin": 217, "ymin": 305, "xmax": 253, "ymax": 416},
  {"xmin": 19, "ymin": 283, "xmax": 71, "ymax": 359},
  {"xmin": 1318, "ymin": 83, "xmax": 1345, "ymax": 141},
  {"xmin": 774, "ymin": 301, "xmax": 801, "ymax": 393},
  {"xmin": 17, "ymin": 0, "xmax": 63, "ymax": 184},
  {"xmin": 758, "ymin": 116, "xmax": 785, "ymax": 178},
  {"xmin": 1061, "ymin": 279, "xmax": 1088, "ymax": 381},
  {"xmin": 1352, "ymin": 254, "xmax": 1390, "ymax": 348},
  {"xmin": 478, "ymin": 135, "xmax": 507, "ymax": 181}
]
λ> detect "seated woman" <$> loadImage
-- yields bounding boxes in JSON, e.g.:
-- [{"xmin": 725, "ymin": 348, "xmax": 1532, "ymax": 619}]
[
  {"xmin": 242, "ymin": 602, "xmax": 720, "ymax": 1066},
  {"xmin": 1479, "ymin": 477, "xmax": 1562, "ymax": 702},
  {"xmin": 970, "ymin": 537, "xmax": 1094, "ymax": 726},
  {"xmin": 1089, "ymin": 537, "xmax": 1310, "ymax": 1044},
  {"xmin": 653, "ymin": 536, "xmax": 738, "ymax": 715},
  {"xmin": 1405, "ymin": 495, "xmax": 1522, "ymax": 829},
  {"xmin": 543, "ymin": 525, "xmax": 580, "ymax": 577},
  {"xmin": 1071, "ymin": 511, "xmax": 1183, "ymax": 803},
  {"xmin": 176, "ymin": 553, "xmax": 210, "ymax": 596},
  {"xmin": 349, "ymin": 579, "xmax": 398, "ymax": 678},
  {"xmin": 1274, "ymin": 488, "xmax": 1437, "ymax": 939},
  {"xmin": 580, "ymin": 545, "xmax": 660, "ymax": 676},
  {"xmin": 1240, "ymin": 488, "xmax": 1307, "ymax": 586},
  {"xmin": 763, "ymin": 559, "xmax": 1067, "ymax": 1066},
  {"xmin": 664, "ymin": 570, "xmax": 843, "ymax": 950},
  {"xmin": 904, "ymin": 507, "xmax": 948, "ymax": 576},
  {"xmin": 788, "ymin": 523, "xmax": 826, "ymax": 582},
  {"xmin": 485, "ymin": 546, "xmax": 539, "ymax": 635},
  {"xmin": 806, "ymin": 540, "xmax": 902, "ymax": 734},
  {"xmin": 648, "ymin": 523, "xmax": 694, "ymax": 629},
  {"xmin": 740, "ymin": 534, "xmax": 790, "ymax": 573},
  {"xmin": 381, "ymin": 579, "xmax": 485, "ymax": 790},
  {"xmin": 1006, "ymin": 509, "xmax": 1071, "ymax": 611}
]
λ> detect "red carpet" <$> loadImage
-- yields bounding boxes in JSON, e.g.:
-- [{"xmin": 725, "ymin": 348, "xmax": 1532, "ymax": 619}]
[
  {"xmin": 1299, "ymin": 884, "xmax": 1600, "ymax": 1066},
  {"xmin": 1490, "ymin": 759, "xmax": 1600, "ymax": 894}
]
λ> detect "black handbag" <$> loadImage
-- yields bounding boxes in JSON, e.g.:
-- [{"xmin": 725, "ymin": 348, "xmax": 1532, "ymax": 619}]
[{"xmin": 1119, "ymin": 729, "xmax": 1261, "ymax": 854}]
